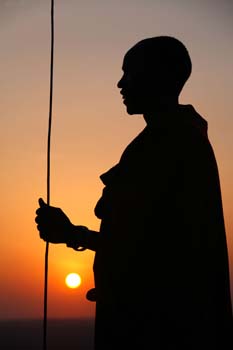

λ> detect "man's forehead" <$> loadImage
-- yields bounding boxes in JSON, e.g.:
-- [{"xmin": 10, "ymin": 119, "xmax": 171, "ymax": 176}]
[
  {"xmin": 122, "ymin": 46, "xmax": 147, "ymax": 71},
  {"xmin": 122, "ymin": 44, "xmax": 161, "ymax": 73}
]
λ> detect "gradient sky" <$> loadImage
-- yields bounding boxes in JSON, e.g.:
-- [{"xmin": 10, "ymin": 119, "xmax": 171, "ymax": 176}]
[{"xmin": 1, "ymin": 0, "xmax": 233, "ymax": 319}]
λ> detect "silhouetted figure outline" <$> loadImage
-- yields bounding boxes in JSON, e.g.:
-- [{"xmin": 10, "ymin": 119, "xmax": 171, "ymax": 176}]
[{"xmin": 36, "ymin": 36, "xmax": 233, "ymax": 349}]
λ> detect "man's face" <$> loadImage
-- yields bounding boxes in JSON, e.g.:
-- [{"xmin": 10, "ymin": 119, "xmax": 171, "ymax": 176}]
[
  {"xmin": 117, "ymin": 51, "xmax": 149, "ymax": 115},
  {"xmin": 117, "ymin": 47, "xmax": 166, "ymax": 115}
]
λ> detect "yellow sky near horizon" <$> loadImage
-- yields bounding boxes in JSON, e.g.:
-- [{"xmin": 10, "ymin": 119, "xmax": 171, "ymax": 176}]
[{"xmin": 1, "ymin": 0, "xmax": 233, "ymax": 319}]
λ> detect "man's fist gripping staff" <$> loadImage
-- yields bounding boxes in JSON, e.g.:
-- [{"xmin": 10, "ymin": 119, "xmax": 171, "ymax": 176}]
[{"xmin": 35, "ymin": 198, "xmax": 99, "ymax": 251}]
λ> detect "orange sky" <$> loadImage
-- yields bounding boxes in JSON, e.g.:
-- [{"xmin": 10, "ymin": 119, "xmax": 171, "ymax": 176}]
[{"xmin": 1, "ymin": 0, "xmax": 233, "ymax": 319}]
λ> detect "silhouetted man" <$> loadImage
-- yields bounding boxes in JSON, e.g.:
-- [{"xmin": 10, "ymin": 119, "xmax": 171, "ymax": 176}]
[{"xmin": 35, "ymin": 36, "xmax": 233, "ymax": 349}]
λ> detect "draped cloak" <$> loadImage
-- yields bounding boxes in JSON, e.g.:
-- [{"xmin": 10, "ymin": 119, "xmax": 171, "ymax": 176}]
[{"xmin": 93, "ymin": 105, "xmax": 233, "ymax": 349}]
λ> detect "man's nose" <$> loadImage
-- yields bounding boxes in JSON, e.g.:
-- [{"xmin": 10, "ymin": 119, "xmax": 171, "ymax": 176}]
[
  {"xmin": 117, "ymin": 75, "xmax": 124, "ymax": 89},
  {"xmin": 117, "ymin": 78, "xmax": 122, "ymax": 89}
]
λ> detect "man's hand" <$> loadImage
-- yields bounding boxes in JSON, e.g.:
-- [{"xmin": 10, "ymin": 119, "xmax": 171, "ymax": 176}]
[{"xmin": 35, "ymin": 198, "xmax": 74, "ymax": 244}]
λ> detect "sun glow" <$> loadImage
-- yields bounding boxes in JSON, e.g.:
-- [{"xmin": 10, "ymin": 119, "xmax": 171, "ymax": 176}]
[{"xmin": 65, "ymin": 273, "xmax": 82, "ymax": 289}]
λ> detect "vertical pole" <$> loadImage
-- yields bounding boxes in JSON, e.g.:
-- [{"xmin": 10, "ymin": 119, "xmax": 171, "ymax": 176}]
[{"xmin": 43, "ymin": 1, "xmax": 54, "ymax": 349}]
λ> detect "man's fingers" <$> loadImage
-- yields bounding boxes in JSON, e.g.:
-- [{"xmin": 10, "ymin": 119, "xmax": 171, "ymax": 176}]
[
  {"xmin": 36, "ymin": 200, "xmax": 51, "ymax": 242},
  {"xmin": 37, "ymin": 225, "xmax": 48, "ymax": 240},
  {"xmin": 36, "ymin": 198, "xmax": 47, "ymax": 216},
  {"xmin": 39, "ymin": 231, "xmax": 47, "ymax": 241},
  {"xmin": 39, "ymin": 198, "xmax": 47, "ymax": 208}
]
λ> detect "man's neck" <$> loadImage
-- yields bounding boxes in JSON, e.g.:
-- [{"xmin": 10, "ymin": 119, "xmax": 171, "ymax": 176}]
[{"xmin": 143, "ymin": 100, "xmax": 180, "ymax": 125}]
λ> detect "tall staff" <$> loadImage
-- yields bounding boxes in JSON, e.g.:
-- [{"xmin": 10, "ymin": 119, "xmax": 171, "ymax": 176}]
[{"xmin": 43, "ymin": 0, "xmax": 54, "ymax": 349}]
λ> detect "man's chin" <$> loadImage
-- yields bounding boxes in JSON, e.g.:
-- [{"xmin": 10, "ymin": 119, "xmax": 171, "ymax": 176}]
[{"xmin": 125, "ymin": 103, "xmax": 143, "ymax": 115}]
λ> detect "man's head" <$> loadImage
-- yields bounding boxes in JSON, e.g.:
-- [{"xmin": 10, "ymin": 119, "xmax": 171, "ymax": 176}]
[{"xmin": 117, "ymin": 36, "xmax": 192, "ymax": 115}]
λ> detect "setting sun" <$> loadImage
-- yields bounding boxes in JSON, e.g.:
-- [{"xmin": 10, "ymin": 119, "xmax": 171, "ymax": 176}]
[{"xmin": 65, "ymin": 273, "xmax": 82, "ymax": 289}]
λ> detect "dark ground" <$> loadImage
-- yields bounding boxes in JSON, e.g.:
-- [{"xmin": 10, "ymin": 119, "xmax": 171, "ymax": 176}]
[{"xmin": 0, "ymin": 318, "xmax": 95, "ymax": 350}]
